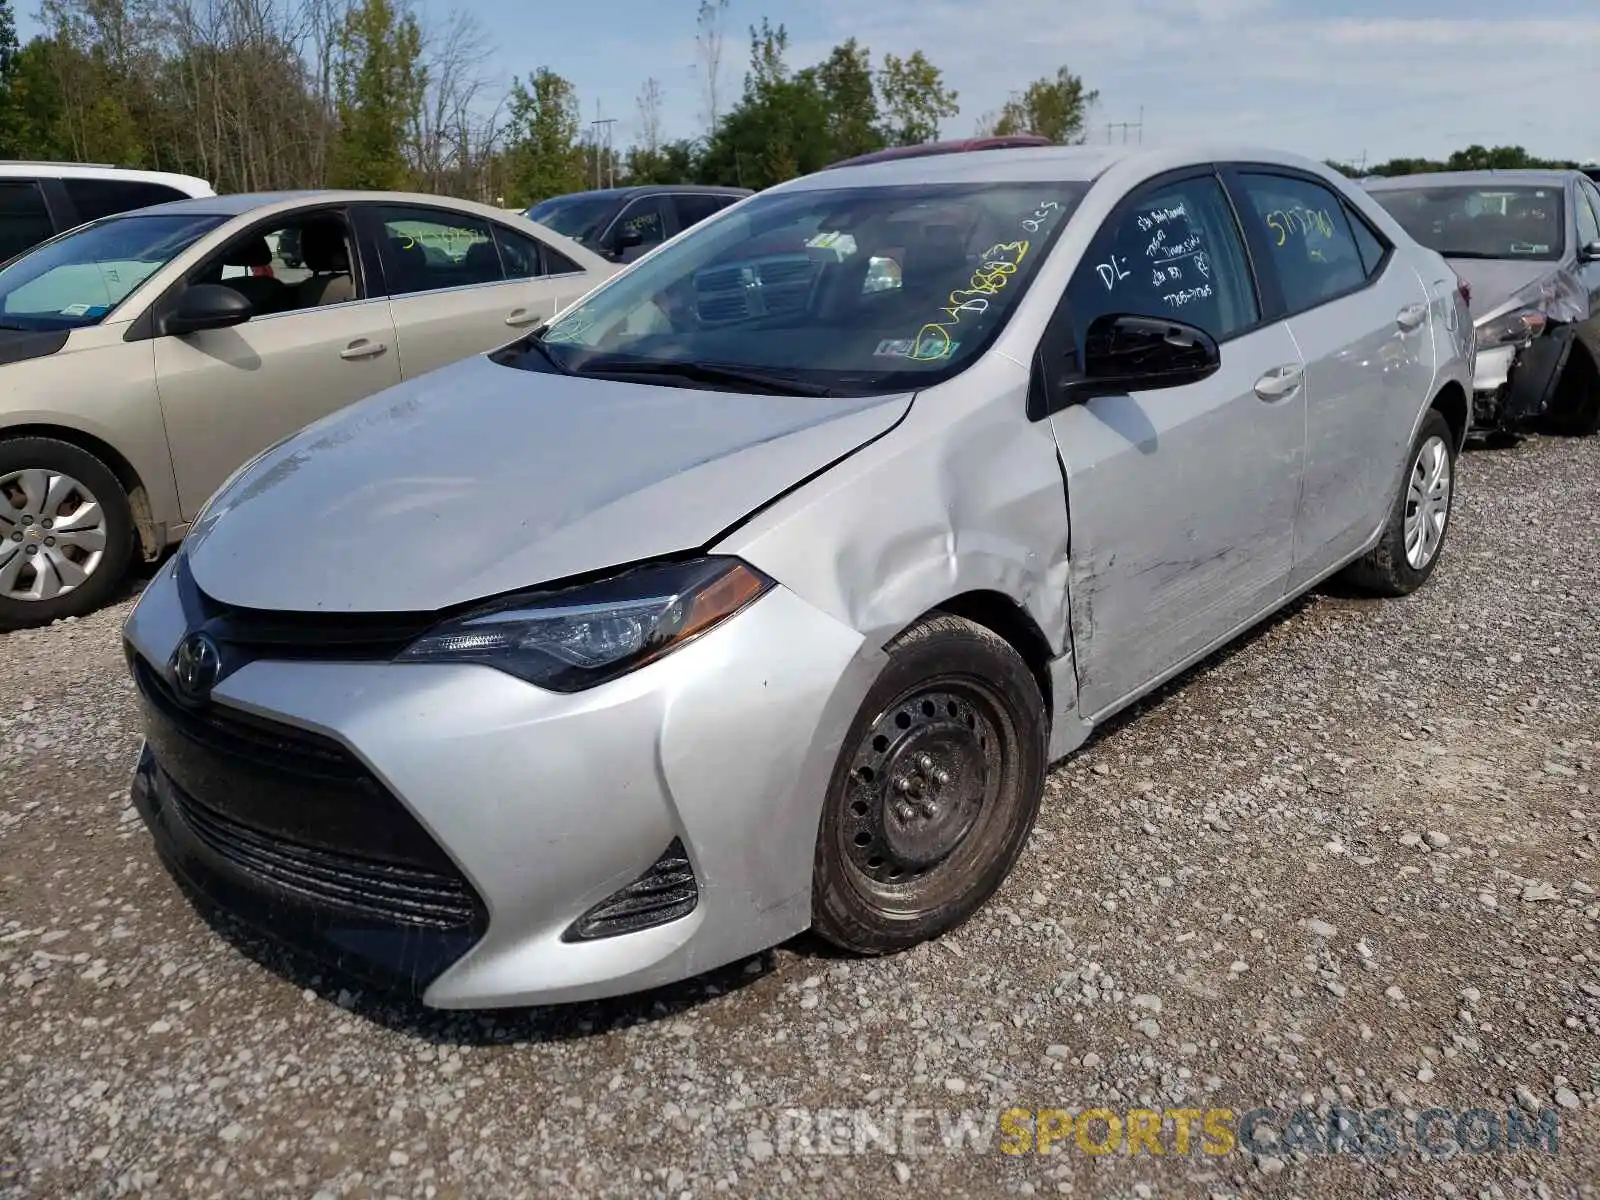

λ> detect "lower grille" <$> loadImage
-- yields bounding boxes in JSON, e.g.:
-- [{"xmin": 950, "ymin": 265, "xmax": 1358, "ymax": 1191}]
[
  {"xmin": 164, "ymin": 773, "xmax": 480, "ymax": 929},
  {"xmin": 133, "ymin": 654, "xmax": 485, "ymax": 933},
  {"xmin": 564, "ymin": 839, "xmax": 698, "ymax": 941}
]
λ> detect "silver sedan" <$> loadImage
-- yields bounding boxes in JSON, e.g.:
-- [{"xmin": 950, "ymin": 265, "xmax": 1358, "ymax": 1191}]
[
  {"xmin": 124, "ymin": 143, "xmax": 1473, "ymax": 1008},
  {"xmin": 0, "ymin": 191, "xmax": 614, "ymax": 628}
]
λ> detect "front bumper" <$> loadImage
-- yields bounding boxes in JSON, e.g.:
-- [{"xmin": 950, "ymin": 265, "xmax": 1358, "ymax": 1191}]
[
  {"xmin": 123, "ymin": 557, "xmax": 876, "ymax": 1008},
  {"xmin": 1470, "ymin": 328, "xmax": 1573, "ymax": 428}
]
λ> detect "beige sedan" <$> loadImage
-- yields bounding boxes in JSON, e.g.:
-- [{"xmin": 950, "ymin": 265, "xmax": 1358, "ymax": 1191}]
[{"xmin": 0, "ymin": 190, "xmax": 615, "ymax": 627}]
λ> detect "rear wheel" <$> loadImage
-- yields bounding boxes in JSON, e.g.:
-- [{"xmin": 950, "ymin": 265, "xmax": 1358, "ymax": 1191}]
[
  {"xmin": 811, "ymin": 614, "xmax": 1047, "ymax": 954},
  {"xmin": 1341, "ymin": 408, "xmax": 1455, "ymax": 597},
  {"xmin": 0, "ymin": 437, "xmax": 135, "ymax": 630}
]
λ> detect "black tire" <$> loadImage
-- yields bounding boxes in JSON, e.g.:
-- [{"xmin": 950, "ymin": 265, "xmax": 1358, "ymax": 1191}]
[
  {"xmin": 1543, "ymin": 349, "xmax": 1600, "ymax": 437},
  {"xmin": 0, "ymin": 437, "xmax": 136, "ymax": 630},
  {"xmin": 811, "ymin": 613, "xmax": 1047, "ymax": 955},
  {"xmin": 1341, "ymin": 408, "xmax": 1456, "ymax": 597}
]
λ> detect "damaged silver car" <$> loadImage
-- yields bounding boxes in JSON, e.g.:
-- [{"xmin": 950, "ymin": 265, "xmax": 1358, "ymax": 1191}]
[
  {"xmin": 123, "ymin": 144, "xmax": 1473, "ymax": 1008},
  {"xmin": 1367, "ymin": 170, "xmax": 1600, "ymax": 435}
]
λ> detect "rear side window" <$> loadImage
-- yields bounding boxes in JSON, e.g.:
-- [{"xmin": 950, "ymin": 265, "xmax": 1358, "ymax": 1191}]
[
  {"xmin": 1234, "ymin": 173, "xmax": 1371, "ymax": 315},
  {"xmin": 0, "ymin": 182, "xmax": 56, "ymax": 262},
  {"xmin": 672, "ymin": 194, "xmax": 732, "ymax": 229},
  {"xmin": 1067, "ymin": 173, "xmax": 1260, "ymax": 343},
  {"xmin": 1575, "ymin": 182, "xmax": 1600, "ymax": 250},
  {"xmin": 493, "ymin": 225, "xmax": 546, "ymax": 279},
  {"xmin": 544, "ymin": 245, "xmax": 583, "ymax": 274},
  {"xmin": 1346, "ymin": 204, "xmax": 1388, "ymax": 277},
  {"xmin": 64, "ymin": 178, "xmax": 189, "ymax": 223},
  {"xmin": 372, "ymin": 206, "xmax": 503, "ymax": 296}
]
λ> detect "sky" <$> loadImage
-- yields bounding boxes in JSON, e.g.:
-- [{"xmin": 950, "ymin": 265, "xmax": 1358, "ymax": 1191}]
[{"xmin": 19, "ymin": 0, "xmax": 1600, "ymax": 167}]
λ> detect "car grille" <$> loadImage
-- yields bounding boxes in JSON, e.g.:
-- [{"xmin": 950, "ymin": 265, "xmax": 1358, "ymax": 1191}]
[
  {"xmin": 133, "ymin": 655, "xmax": 484, "ymax": 932},
  {"xmin": 694, "ymin": 254, "xmax": 819, "ymax": 325}
]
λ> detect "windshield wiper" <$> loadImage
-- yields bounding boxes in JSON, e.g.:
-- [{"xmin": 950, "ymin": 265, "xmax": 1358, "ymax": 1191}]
[
  {"xmin": 575, "ymin": 356, "xmax": 833, "ymax": 397},
  {"xmin": 496, "ymin": 329, "xmax": 570, "ymax": 374}
]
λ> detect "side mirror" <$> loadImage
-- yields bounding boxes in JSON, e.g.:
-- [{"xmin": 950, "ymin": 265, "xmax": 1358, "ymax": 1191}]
[
  {"xmin": 1072, "ymin": 313, "xmax": 1221, "ymax": 399},
  {"xmin": 1579, "ymin": 240, "xmax": 1600, "ymax": 262},
  {"xmin": 164, "ymin": 283, "xmax": 253, "ymax": 336},
  {"xmin": 609, "ymin": 226, "xmax": 645, "ymax": 258}
]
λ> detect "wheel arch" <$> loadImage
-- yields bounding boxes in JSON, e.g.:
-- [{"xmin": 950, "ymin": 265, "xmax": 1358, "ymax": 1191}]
[
  {"xmin": 927, "ymin": 589, "xmax": 1055, "ymax": 723},
  {"xmin": 1430, "ymin": 380, "xmax": 1469, "ymax": 452}
]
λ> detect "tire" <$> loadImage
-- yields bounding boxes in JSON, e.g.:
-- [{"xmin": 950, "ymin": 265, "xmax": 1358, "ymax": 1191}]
[
  {"xmin": 811, "ymin": 613, "xmax": 1047, "ymax": 955},
  {"xmin": 1543, "ymin": 349, "xmax": 1600, "ymax": 437},
  {"xmin": 1341, "ymin": 408, "xmax": 1456, "ymax": 597},
  {"xmin": 0, "ymin": 437, "xmax": 136, "ymax": 630}
]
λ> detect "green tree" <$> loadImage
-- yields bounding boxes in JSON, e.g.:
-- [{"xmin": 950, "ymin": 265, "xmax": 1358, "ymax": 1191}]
[
  {"xmin": 0, "ymin": 0, "xmax": 22, "ymax": 152},
  {"xmin": 503, "ymin": 67, "xmax": 586, "ymax": 203},
  {"xmin": 330, "ymin": 0, "xmax": 424, "ymax": 190},
  {"xmin": 986, "ymin": 66, "xmax": 1097, "ymax": 143},
  {"xmin": 700, "ymin": 22, "xmax": 831, "ymax": 188},
  {"xmin": 814, "ymin": 38, "xmax": 882, "ymax": 162},
  {"xmin": 877, "ymin": 50, "xmax": 956, "ymax": 146}
]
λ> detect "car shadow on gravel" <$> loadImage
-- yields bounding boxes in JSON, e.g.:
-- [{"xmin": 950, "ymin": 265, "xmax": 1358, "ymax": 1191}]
[{"xmin": 188, "ymin": 894, "xmax": 781, "ymax": 1046}]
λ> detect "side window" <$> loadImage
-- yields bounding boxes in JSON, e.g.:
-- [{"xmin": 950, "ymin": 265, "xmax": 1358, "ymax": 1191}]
[
  {"xmin": 1345, "ymin": 203, "xmax": 1388, "ymax": 277},
  {"xmin": 1235, "ymin": 173, "xmax": 1371, "ymax": 314},
  {"xmin": 372, "ymin": 206, "xmax": 503, "ymax": 296},
  {"xmin": 543, "ymin": 244, "xmax": 583, "ymax": 275},
  {"xmin": 493, "ymin": 225, "xmax": 546, "ymax": 279},
  {"xmin": 1574, "ymin": 182, "xmax": 1600, "ymax": 250},
  {"xmin": 0, "ymin": 182, "xmax": 56, "ymax": 262},
  {"xmin": 672, "ymin": 194, "xmax": 729, "ymax": 230},
  {"xmin": 1068, "ymin": 174, "xmax": 1259, "ymax": 344},
  {"xmin": 64, "ymin": 178, "xmax": 187, "ymax": 223},
  {"xmin": 192, "ymin": 213, "xmax": 361, "ymax": 317},
  {"xmin": 611, "ymin": 197, "xmax": 666, "ymax": 249}
]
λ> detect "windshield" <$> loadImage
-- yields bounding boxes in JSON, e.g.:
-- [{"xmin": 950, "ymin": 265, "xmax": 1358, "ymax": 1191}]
[
  {"xmin": 505, "ymin": 181, "xmax": 1086, "ymax": 394},
  {"xmin": 0, "ymin": 212, "xmax": 226, "ymax": 331},
  {"xmin": 526, "ymin": 194, "xmax": 618, "ymax": 243},
  {"xmin": 1369, "ymin": 185, "xmax": 1565, "ymax": 261}
]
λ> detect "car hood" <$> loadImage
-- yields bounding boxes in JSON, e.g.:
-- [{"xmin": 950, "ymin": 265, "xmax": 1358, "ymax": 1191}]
[
  {"xmin": 184, "ymin": 354, "xmax": 911, "ymax": 613},
  {"xmin": 1446, "ymin": 257, "xmax": 1562, "ymax": 320}
]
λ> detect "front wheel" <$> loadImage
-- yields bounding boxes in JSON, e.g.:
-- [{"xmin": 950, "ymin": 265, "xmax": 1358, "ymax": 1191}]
[
  {"xmin": 0, "ymin": 437, "xmax": 136, "ymax": 630},
  {"xmin": 811, "ymin": 614, "xmax": 1047, "ymax": 955},
  {"xmin": 1341, "ymin": 407, "xmax": 1456, "ymax": 597}
]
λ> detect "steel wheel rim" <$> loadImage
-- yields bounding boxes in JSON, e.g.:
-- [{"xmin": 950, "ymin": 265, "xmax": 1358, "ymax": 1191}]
[
  {"xmin": 1402, "ymin": 434, "xmax": 1451, "ymax": 570},
  {"xmin": 837, "ymin": 676, "xmax": 1014, "ymax": 916},
  {"xmin": 0, "ymin": 468, "xmax": 109, "ymax": 602}
]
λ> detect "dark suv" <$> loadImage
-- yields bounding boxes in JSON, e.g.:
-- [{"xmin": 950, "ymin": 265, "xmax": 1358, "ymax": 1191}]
[{"xmin": 525, "ymin": 185, "xmax": 751, "ymax": 264}]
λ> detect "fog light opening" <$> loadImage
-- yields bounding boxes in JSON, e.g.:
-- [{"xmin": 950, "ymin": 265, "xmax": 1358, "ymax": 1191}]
[{"xmin": 562, "ymin": 839, "xmax": 699, "ymax": 942}]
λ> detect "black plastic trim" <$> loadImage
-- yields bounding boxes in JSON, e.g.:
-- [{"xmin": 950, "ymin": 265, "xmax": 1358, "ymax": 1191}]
[
  {"xmin": 563, "ymin": 839, "xmax": 698, "ymax": 941},
  {"xmin": 0, "ymin": 328, "xmax": 69, "ymax": 366}
]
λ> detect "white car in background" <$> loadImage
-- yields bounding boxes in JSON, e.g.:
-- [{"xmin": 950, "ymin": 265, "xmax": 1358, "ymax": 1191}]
[
  {"xmin": 0, "ymin": 190, "xmax": 615, "ymax": 627},
  {"xmin": 0, "ymin": 162, "xmax": 215, "ymax": 263}
]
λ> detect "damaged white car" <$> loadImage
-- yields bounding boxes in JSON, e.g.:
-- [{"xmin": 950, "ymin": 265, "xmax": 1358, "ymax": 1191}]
[
  {"xmin": 124, "ymin": 144, "xmax": 1473, "ymax": 1008},
  {"xmin": 1367, "ymin": 169, "xmax": 1600, "ymax": 435}
]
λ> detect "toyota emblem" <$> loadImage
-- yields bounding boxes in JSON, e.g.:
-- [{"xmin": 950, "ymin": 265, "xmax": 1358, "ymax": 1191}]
[{"xmin": 172, "ymin": 632, "xmax": 222, "ymax": 702}]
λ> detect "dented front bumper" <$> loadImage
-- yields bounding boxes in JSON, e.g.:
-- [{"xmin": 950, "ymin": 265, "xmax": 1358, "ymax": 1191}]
[{"xmin": 1471, "ymin": 327, "xmax": 1574, "ymax": 430}]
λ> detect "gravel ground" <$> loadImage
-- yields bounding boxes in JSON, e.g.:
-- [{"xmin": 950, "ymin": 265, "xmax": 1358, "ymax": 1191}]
[{"xmin": 2, "ymin": 432, "xmax": 1598, "ymax": 1199}]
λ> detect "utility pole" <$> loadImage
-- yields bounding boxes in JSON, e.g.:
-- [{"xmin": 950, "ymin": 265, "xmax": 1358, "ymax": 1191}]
[{"xmin": 591, "ymin": 101, "xmax": 617, "ymax": 189}]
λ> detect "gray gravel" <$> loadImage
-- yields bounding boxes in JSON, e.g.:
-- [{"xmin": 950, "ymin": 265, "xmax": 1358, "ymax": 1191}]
[{"xmin": 3, "ymin": 433, "xmax": 1599, "ymax": 1198}]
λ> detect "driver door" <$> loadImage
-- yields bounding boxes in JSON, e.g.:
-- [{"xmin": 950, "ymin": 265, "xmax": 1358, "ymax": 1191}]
[{"xmin": 1047, "ymin": 169, "xmax": 1307, "ymax": 718}]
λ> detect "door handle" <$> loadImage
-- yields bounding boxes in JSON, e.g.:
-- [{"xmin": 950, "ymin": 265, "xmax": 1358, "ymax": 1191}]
[
  {"xmin": 504, "ymin": 309, "xmax": 540, "ymax": 327},
  {"xmin": 1254, "ymin": 363, "xmax": 1303, "ymax": 401},
  {"xmin": 339, "ymin": 339, "xmax": 387, "ymax": 360},
  {"xmin": 1396, "ymin": 303, "xmax": 1427, "ymax": 331}
]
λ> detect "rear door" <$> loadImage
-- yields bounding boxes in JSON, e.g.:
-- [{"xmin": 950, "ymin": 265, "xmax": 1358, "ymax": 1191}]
[
  {"xmin": 363, "ymin": 203, "xmax": 578, "ymax": 378},
  {"xmin": 1224, "ymin": 168, "xmax": 1436, "ymax": 587},
  {"xmin": 1047, "ymin": 168, "xmax": 1307, "ymax": 718}
]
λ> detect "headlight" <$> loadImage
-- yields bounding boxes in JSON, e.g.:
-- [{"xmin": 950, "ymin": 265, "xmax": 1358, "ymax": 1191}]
[
  {"xmin": 396, "ymin": 557, "xmax": 773, "ymax": 691},
  {"xmin": 1475, "ymin": 306, "xmax": 1546, "ymax": 350}
]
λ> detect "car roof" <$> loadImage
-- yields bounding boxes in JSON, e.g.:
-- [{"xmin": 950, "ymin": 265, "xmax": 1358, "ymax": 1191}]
[
  {"xmin": 532, "ymin": 185, "xmax": 752, "ymax": 203},
  {"xmin": 114, "ymin": 189, "xmax": 543, "ymax": 221},
  {"xmin": 0, "ymin": 161, "xmax": 214, "ymax": 195},
  {"xmin": 775, "ymin": 142, "xmax": 1340, "ymax": 192},
  {"xmin": 825, "ymin": 135, "xmax": 1054, "ymax": 170},
  {"xmin": 1364, "ymin": 169, "xmax": 1578, "ymax": 190}
]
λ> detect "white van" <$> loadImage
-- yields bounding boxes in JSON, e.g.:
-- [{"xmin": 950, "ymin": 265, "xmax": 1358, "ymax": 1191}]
[{"xmin": 0, "ymin": 163, "xmax": 215, "ymax": 263}]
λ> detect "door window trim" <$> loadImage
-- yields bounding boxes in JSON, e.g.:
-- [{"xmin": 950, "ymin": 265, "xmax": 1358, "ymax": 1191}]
[
  {"xmin": 1028, "ymin": 165, "xmax": 1270, "ymax": 421},
  {"xmin": 124, "ymin": 203, "xmax": 378, "ymax": 343},
  {"xmin": 1220, "ymin": 163, "xmax": 1393, "ymax": 322}
]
